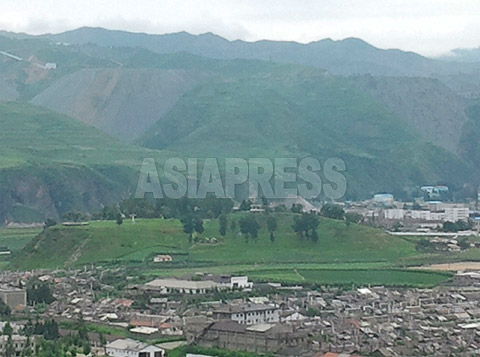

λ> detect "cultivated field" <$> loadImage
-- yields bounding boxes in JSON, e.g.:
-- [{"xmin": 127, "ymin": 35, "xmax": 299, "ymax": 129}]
[
  {"xmin": 0, "ymin": 226, "xmax": 42, "ymax": 269},
  {"xmin": 418, "ymin": 262, "xmax": 480, "ymax": 271}
]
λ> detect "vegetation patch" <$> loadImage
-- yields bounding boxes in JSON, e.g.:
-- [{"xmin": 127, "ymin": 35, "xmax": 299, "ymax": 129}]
[{"xmin": 247, "ymin": 268, "xmax": 452, "ymax": 287}]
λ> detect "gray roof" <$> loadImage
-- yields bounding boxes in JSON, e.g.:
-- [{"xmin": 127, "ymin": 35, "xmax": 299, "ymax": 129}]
[
  {"xmin": 210, "ymin": 321, "xmax": 246, "ymax": 333},
  {"xmin": 145, "ymin": 278, "xmax": 220, "ymax": 290},
  {"xmin": 214, "ymin": 303, "xmax": 277, "ymax": 314},
  {"xmin": 106, "ymin": 338, "xmax": 159, "ymax": 352},
  {"xmin": 209, "ymin": 321, "xmax": 293, "ymax": 335},
  {"xmin": 245, "ymin": 323, "xmax": 275, "ymax": 332},
  {"xmin": 0, "ymin": 286, "xmax": 25, "ymax": 293}
]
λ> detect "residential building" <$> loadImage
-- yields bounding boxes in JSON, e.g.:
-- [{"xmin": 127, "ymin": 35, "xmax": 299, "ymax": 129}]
[
  {"xmin": 430, "ymin": 212, "xmax": 446, "ymax": 221},
  {"xmin": 130, "ymin": 313, "xmax": 166, "ymax": 328},
  {"xmin": 219, "ymin": 276, "xmax": 253, "ymax": 289},
  {"xmin": 445, "ymin": 207, "xmax": 470, "ymax": 222},
  {"xmin": 0, "ymin": 287, "xmax": 26, "ymax": 309},
  {"xmin": 144, "ymin": 279, "xmax": 222, "ymax": 294},
  {"xmin": 186, "ymin": 321, "xmax": 307, "ymax": 353},
  {"xmin": 153, "ymin": 255, "xmax": 173, "ymax": 263},
  {"xmin": 453, "ymin": 272, "xmax": 480, "ymax": 286},
  {"xmin": 409, "ymin": 210, "xmax": 432, "ymax": 221},
  {"xmin": 129, "ymin": 313, "xmax": 179, "ymax": 334},
  {"xmin": 106, "ymin": 338, "xmax": 165, "ymax": 357},
  {"xmin": 230, "ymin": 276, "xmax": 252, "ymax": 289},
  {"xmin": 0, "ymin": 335, "xmax": 35, "ymax": 356},
  {"xmin": 384, "ymin": 209, "xmax": 405, "ymax": 220},
  {"xmin": 426, "ymin": 201, "xmax": 444, "ymax": 212},
  {"xmin": 213, "ymin": 303, "xmax": 279, "ymax": 325}
]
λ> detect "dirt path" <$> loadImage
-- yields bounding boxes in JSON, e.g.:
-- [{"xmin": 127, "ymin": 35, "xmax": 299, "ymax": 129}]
[
  {"xmin": 66, "ymin": 238, "xmax": 89, "ymax": 266},
  {"xmin": 294, "ymin": 268, "xmax": 305, "ymax": 281},
  {"xmin": 418, "ymin": 262, "xmax": 480, "ymax": 271}
]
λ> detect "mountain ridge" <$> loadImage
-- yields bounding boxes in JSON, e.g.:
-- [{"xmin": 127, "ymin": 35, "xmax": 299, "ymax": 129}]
[{"xmin": 1, "ymin": 26, "xmax": 466, "ymax": 77}]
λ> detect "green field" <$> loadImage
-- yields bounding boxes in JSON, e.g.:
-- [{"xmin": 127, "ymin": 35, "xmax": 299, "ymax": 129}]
[
  {"xmin": 0, "ymin": 226, "xmax": 42, "ymax": 269},
  {"xmin": 246, "ymin": 268, "xmax": 452, "ymax": 287},
  {"xmin": 6, "ymin": 213, "xmax": 459, "ymax": 287},
  {"xmin": 0, "ymin": 227, "xmax": 42, "ymax": 252}
]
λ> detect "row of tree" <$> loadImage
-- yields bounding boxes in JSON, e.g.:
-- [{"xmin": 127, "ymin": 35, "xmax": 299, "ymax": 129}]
[{"xmin": 179, "ymin": 202, "xmax": 361, "ymax": 244}]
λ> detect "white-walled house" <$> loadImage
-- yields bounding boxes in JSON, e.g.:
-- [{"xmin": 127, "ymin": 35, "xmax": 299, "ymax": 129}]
[
  {"xmin": 106, "ymin": 338, "xmax": 165, "ymax": 357},
  {"xmin": 153, "ymin": 255, "xmax": 173, "ymax": 263},
  {"xmin": 445, "ymin": 207, "xmax": 470, "ymax": 222},
  {"xmin": 213, "ymin": 303, "xmax": 279, "ymax": 325},
  {"xmin": 228, "ymin": 276, "xmax": 253, "ymax": 289},
  {"xmin": 384, "ymin": 209, "xmax": 405, "ymax": 220}
]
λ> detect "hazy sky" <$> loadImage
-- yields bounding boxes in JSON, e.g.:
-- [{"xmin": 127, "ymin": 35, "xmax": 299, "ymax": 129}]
[{"xmin": 1, "ymin": 0, "xmax": 480, "ymax": 56}]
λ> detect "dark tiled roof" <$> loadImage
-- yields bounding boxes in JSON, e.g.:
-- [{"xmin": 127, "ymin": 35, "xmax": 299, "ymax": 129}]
[
  {"xmin": 210, "ymin": 321, "xmax": 246, "ymax": 333},
  {"xmin": 214, "ymin": 303, "xmax": 276, "ymax": 314}
]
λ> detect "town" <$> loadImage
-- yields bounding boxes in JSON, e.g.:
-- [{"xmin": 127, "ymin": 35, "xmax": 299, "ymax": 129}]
[
  {"xmin": 1, "ymin": 185, "xmax": 480, "ymax": 356},
  {"xmin": 0, "ymin": 264, "xmax": 479, "ymax": 356}
]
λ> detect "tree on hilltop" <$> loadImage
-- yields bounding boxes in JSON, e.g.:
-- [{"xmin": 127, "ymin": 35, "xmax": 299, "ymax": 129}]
[
  {"xmin": 292, "ymin": 212, "xmax": 319, "ymax": 241},
  {"xmin": 266, "ymin": 216, "xmax": 277, "ymax": 243},
  {"xmin": 239, "ymin": 215, "xmax": 260, "ymax": 243}
]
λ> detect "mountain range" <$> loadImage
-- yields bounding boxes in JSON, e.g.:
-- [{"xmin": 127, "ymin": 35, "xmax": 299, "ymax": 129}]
[{"xmin": 1, "ymin": 27, "xmax": 480, "ymax": 223}]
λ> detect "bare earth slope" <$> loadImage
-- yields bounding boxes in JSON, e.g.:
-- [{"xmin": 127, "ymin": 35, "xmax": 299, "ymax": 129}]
[{"xmin": 30, "ymin": 68, "xmax": 207, "ymax": 141}]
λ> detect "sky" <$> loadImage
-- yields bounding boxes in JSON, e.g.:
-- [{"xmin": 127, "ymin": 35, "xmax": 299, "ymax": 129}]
[{"xmin": 1, "ymin": 0, "xmax": 480, "ymax": 56}]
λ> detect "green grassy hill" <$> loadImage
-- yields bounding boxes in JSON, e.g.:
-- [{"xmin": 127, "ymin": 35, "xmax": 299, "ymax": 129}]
[
  {"xmin": 0, "ymin": 101, "xmax": 170, "ymax": 223},
  {"xmin": 9, "ymin": 214, "xmax": 454, "ymax": 287},
  {"xmin": 11, "ymin": 213, "xmax": 416, "ymax": 269}
]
